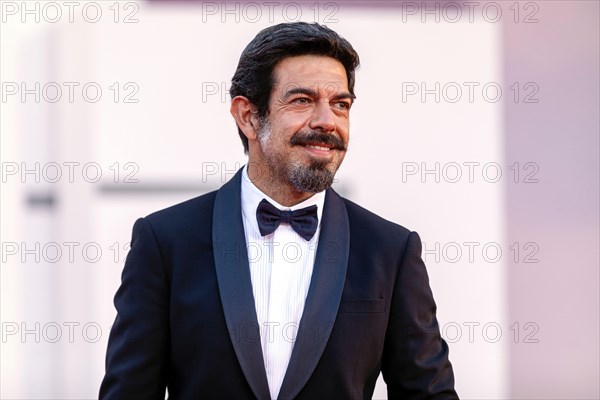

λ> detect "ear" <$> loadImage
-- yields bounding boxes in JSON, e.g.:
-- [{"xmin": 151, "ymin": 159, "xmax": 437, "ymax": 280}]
[{"xmin": 230, "ymin": 96, "xmax": 260, "ymax": 141}]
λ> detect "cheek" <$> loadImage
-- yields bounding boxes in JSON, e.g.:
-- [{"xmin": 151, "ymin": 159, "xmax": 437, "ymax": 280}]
[
  {"xmin": 338, "ymin": 127, "xmax": 350, "ymax": 144},
  {"xmin": 284, "ymin": 113, "xmax": 312, "ymax": 130},
  {"xmin": 334, "ymin": 116, "xmax": 350, "ymax": 133},
  {"xmin": 268, "ymin": 129, "xmax": 294, "ymax": 151},
  {"xmin": 280, "ymin": 123, "xmax": 305, "ymax": 143}
]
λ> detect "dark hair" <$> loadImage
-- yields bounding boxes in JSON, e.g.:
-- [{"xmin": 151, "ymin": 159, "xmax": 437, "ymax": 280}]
[{"xmin": 230, "ymin": 22, "xmax": 360, "ymax": 153}]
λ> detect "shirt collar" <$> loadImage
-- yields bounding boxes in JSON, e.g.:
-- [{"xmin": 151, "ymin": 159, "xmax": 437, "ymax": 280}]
[{"xmin": 240, "ymin": 164, "xmax": 326, "ymax": 237}]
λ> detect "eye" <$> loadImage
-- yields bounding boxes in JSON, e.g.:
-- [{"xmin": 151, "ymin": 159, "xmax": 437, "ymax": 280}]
[
  {"xmin": 334, "ymin": 100, "xmax": 351, "ymax": 110},
  {"xmin": 292, "ymin": 97, "xmax": 312, "ymax": 105}
]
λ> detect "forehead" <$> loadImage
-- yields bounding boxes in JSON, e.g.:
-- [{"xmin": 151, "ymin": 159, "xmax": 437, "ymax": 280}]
[{"xmin": 272, "ymin": 55, "xmax": 349, "ymax": 95}]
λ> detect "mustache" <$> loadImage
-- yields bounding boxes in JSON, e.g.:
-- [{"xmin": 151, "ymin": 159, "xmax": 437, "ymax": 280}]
[{"xmin": 289, "ymin": 131, "xmax": 347, "ymax": 151}]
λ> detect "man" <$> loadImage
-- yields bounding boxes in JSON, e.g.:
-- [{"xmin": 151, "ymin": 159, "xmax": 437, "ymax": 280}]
[{"xmin": 100, "ymin": 22, "xmax": 458, "ymax": 399}]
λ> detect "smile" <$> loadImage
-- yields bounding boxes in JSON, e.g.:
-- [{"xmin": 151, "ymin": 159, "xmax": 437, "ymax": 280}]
[
  {"xmin": 300, "ymin": 143, "xmax": 338, "ymax": 159},
  {"xmin": 305, "ymin": 145, "xmax": 332, "ymax": 151}
]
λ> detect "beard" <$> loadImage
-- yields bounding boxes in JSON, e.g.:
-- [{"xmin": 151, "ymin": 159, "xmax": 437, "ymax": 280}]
[
  {"xmin": 287, "ymin": 158, "xmax": 336, "ymax": 193},
  {"xmin": 257, "ymin": 118, "xmax": 345, "ymax": 193}
]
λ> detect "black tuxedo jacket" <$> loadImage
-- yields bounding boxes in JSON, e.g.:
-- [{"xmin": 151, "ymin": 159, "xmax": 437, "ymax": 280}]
[{"xmin": 100, "ymin": 168, "xmax": 457, "ymax": 399}]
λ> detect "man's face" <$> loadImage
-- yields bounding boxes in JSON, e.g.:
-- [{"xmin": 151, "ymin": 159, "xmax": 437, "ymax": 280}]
[{"xmin": 255, "ymin": 54, "xmax": 353, "ymax": 193}]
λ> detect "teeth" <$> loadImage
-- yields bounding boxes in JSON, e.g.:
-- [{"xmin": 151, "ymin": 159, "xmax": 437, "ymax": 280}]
[{"xmin": 306, "ymin": 145, "xmax": 330, "ymax": 151}]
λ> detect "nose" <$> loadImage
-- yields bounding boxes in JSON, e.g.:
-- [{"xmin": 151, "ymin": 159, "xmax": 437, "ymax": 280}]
[{"xmin": 309, "ymin": 100, "xmax": 336, "ymax": 133}]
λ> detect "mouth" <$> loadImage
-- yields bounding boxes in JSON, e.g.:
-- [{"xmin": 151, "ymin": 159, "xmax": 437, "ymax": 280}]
[
  {"xmin": 300, "ymin": 142, "xmax": 337, "ymax": 157},
  {"xmin": 289, "ymin": 131, "xmax": 346, "ymax": 159},
  {"xmin": 305, "ymin": 144, "xmax": 333, "ymax": 151}
]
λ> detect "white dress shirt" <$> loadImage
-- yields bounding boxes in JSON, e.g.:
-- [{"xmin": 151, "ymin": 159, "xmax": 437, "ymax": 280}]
[{"xmin": 240, "ymin": 164, "xmax": 325, "ymax": 400}]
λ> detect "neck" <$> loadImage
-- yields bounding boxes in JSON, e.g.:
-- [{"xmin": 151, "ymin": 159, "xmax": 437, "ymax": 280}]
[{"xmin": 247, "ymin": 162, "xmax": 315, "ymax": 207}]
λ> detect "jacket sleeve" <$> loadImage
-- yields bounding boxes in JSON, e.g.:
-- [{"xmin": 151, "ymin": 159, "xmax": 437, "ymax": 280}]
[
  {"xmin": 99, "ymin": 217, "xmax": 170, "ymax": 399},
  {"xmin": 381, "ymin": 231, "xmax": 459, "ymax": 399}
]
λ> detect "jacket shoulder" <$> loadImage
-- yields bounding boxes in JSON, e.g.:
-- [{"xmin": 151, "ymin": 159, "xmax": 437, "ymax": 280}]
[
  {"xmin": 340, "ymin": 196, "xmax": 411, "ymax": 242},
  {"xmin": 142, "ymin": 190, "xmax": 218, "ymax": 236}
]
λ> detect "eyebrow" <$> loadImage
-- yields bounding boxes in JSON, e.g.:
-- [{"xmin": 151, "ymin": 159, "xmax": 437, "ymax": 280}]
[{"xmin": 283, "ymin": 87, "xmax": 356, "ymax": 102}]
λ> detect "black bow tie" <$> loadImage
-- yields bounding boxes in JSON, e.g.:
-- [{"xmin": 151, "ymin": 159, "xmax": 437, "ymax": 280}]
[{"xmin": 256, "ymin": 199, "xmax": 318, "ymax": 241}]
